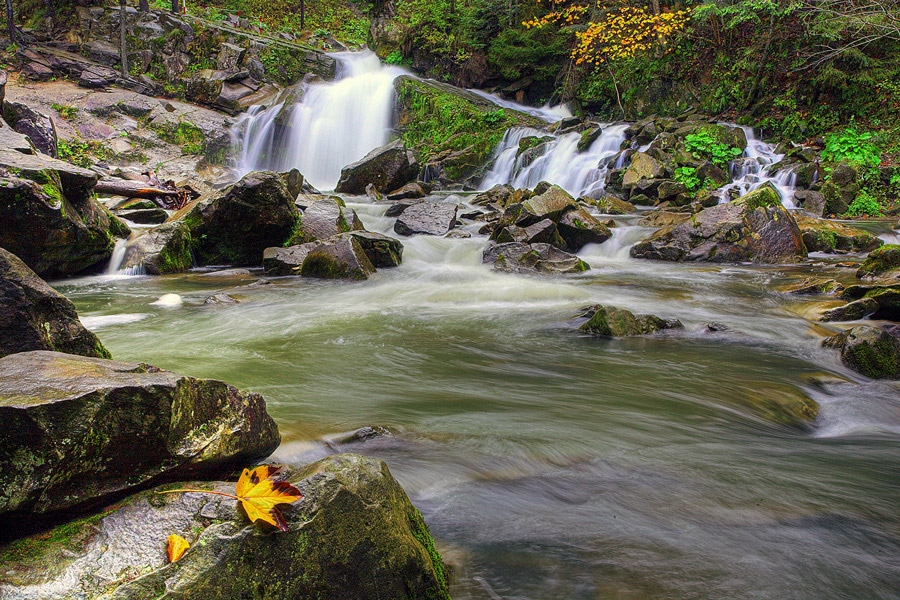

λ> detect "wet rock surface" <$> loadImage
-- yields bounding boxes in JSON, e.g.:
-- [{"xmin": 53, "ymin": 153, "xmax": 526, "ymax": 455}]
[{"xmin": 0, "ymin": 351, "xmax": 280, "ymax": 520}]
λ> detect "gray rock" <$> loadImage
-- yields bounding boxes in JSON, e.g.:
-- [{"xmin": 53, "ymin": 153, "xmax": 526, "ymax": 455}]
[
  {"xmin": 263, "ymin": 244, "xmax": 313, "ymax": 276},
  {"xmin": 0, "ymin": 350, "xmax": 280, "ymax": 519},
  {"xmin": 115, "ymin": 207, "xmax": 169, "ymax": 224},
  {"xmin": 300, "ymin": 237, "xmax": 376, "ymax": 280},
  {"xmin": 0, "ymin": 455, "xmax": 449, "ymax": 600},
  {"xmin": 297, "ymin": 197, "xmax": 364, "ymax": 241},
  {"xmin": 335, "ymin": 139, "xmax": 419, "ymax": 194},
  {"xmin": 2, "ymin": 101, "xmax": 58, "ymax": 157},
  {"xmin": 334, "ymin": 230, "xmax": 404, "ymax": 268},
  {"xmin": 78, "ymin": 64, "xmax": 119, "ymax": 89},
  {"xmin": 483, "ymin": 242, "xmax": 589, "ymax": 275},
  {"xmin": 630, "ymin": 187, "xmax": 807, "ymax": 263},
  {"xmin": 394, "ymin": 201, "xmax": 458, "ymax": 236},
  {"xmin": 0, "ymin": 248, "xmax": 110, "ymax": 359},
  {"xmin": 557, "ymin": 207, "xmax": 612, "ymax": 250}
]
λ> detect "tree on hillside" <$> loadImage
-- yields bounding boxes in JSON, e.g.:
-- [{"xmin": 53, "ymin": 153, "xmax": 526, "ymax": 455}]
[
  {"xmin": 799, "ymin": 0, "xmax": 900, "ymax": 68},
  {"xmin": 119, "ymin": 0, "xmax": 129, "ymax": 78},
  {"xmin": 4, "ymin": 0, "xmax": 15, "ymax": 44}
]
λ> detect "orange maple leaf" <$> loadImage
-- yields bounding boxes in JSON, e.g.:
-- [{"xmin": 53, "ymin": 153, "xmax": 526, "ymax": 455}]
[
  {"xmin": 157, "ymin": 465, "xmax": 303, "ymax": 532},
  {"xmin": 167, "ymin": 534, "xmax": 190, "ymax": 562}
]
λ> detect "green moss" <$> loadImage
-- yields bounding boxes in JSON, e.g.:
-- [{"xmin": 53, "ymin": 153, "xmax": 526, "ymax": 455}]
[
  {"xmin": 845, "ymin": 338, "xmax": 899, "ymax": 379},
  {"xmin": 0, "ymin": 507, "xmax": 111, "ymax": 565},
  {"xmin": 408, "ymin": 507, "xmax": 451, "ymax": 600},
  {"xmin": 858, "ymin": 244, "xmax": 900, "ymax": 278},
  {"xmin": 739, "ymin": 186, "xmax": 781, "ymax": 210}
]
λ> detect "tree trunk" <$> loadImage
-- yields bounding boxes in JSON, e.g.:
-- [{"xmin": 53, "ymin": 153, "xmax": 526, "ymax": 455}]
[
  {"xmin": 94, "ymin": 180, "xmax": 179, "ymax": 198},
  {"xmin": 652, "ymin": 0, "xmax": 660, "ymax": 15},
  {"xmin": 607, "ymin": 64, "xmax": 626, "ymax": 120},
  {"xmin": 300, "ymin": 0, "xmax": 305, "ymax": 29},
  {"xmin": 5, "ymin": 0, "xmax": 15, "ymax": 44},
  {"xmin": 119, "ymin": 0, "xmax": 129, "ymax": 78},
  {"xmin": 44, "ymin": 0, "xmax": 56, "ymax": 28},
  {"xmin": 172, "ymin": 0, "xmax": 179, "ymax": 14},
  {"xmin": 139, "ymin": 0, "xmax": 149, "ymax": 12}
]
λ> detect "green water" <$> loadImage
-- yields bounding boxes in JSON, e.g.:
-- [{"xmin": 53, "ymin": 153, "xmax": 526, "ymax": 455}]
[{"xmin": 58, "ymin": 205, "xmax": 900, "ymax": 600}]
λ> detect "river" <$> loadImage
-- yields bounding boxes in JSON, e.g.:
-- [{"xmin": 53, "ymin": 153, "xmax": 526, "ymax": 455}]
[{"xmin": 61, "ymin": 51, "xmax": 900, "ymax": 599}]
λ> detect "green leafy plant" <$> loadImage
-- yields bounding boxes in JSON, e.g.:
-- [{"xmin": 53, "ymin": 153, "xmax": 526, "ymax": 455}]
[
  {"xmin": 684, "ymin": 131, "xmax": 742, "ymax": 168},
  {"xmin": 51, "ymin": 104, "xmax": 77, "ymax": 120},
  {"xmin": 385, "ymin": 50, "xmax": 404, "ymax": 65},
  {"xmin": 846, "ymin": 189, "xmax": 883, "ymax": 217},
  {"xmin": 673, "ymin": 166, "xmax": 702, "ymax": 191},
  {"xmin": 822, "ymin": 129, "xmax": 881, "ymax": 166}
]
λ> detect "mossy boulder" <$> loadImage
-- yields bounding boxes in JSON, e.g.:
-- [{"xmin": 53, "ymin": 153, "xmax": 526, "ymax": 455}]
[
  {"xmin": 186, "ymin": 171, "xmax": 300, "ymax": 267},
  {"xmin": 335, "ymin": 140, "xmax": 419, "ymax": 195},
  {"xmin": 820, "ymin": 298, "xmax": 878, "ymax": 322},
  {"xmin": 0, "ymin": 454, "xmax": 450, "ymax": 600},
  {"xmin": 0, "ymin": 249, "xmax": 110, "ymax": 359},
  {"xmin": 0, "ymin": 151, "xmax": 129, "ymax": 277},
  {"xmin": 795, "ymin": 216, "xmax": 883, "ymax": 254},
  {"xmin": 0, "ymin": 351, "xmax": 280, "ymax": 521},
  {"xmin": 582, "ymin": 195, "xmax": 635, "ymax": 215},
  {"xmin": 265, "ymin": 237, "xmax": 376, "ymax": 280},
  {"xmin": 471, "ymin": 184, "xmax": 534, "ymax": 209},
  {"xmin": 630, "ymin": 188, "xmax": 807, "ymax": 263},
  {"xmin": 576, "ymin": 304, "xmax": 683, "ymax": 337},
  {"xmin": 520, "ymin": 185, "xmax": 578, "ymax": 222},
  {"xmin": 823, "ymin": 325, "xmax": 900, "ymax": 379},
  {"xmin": 121, "ymin": 220, "xmax": 193, "ymax": 275},
  {"xmin": 735, "ymin": 383, "xmax": 819, "ymax": 429},
  {"xmin": 483, "ymin": 242, "xmax": 589, "ymax": 275},
  {"xmin": 622, "ymin": 152, "xmax": 665, "ymax": 189},
  {"xmin": 856, "ymin": 244, "xmax": 900, "ymax": 280},
  {"xmin": 557, "ymin": 206, "xmax": 612, "ymax": 250}
]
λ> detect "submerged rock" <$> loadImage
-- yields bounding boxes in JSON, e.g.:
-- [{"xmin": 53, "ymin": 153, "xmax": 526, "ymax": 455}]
[
  {"xmin": 394, "ymin": 201, "xmax": 458, "ymax": 236},
  {"xmin": 0, "ymin": 454, "xmax": 450, "ymax": 600},
  {"xmin": 335, "ymin": 139, "xmax": 419, "ymax": 195},
  {"xmin": 483, "ymin": 242, "xmax": 589, "ymax": 275},
  {"xmin": 0, "ymin": 351, "xmax": 280, "ymax": 519},
  {"xmin": 0, "ymin": 249, "xmax": 109, "ymax": 359},
  {"xmin": 575, "ymin": 304, "xmax": 683, "ymax": 337},
  {"xmin": 781, "ymin": 277, "xmax": 843, "ymax": 295},
  {"xmin": 186, "ymin": 171, "xmax": 299, "ymax": 266},
  {"xmin": 630, "ymin": 187, "xmax": 807, "ymax": 263},
  {"xmin": 823, "ymin": 325, "xmax": 900, "ymax": 379}
]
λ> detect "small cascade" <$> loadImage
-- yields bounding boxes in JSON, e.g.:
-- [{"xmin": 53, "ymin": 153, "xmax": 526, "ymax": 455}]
[
  {"xmin": 104, "ymin": 239, "xmax": 128, "ymax": 275},
  {"xmin": 481, "ymin": 124, "xmax": 629, "ymax": 197},
  {"xmin": 466, "ymin": 89, "xmax": 573, "ymax": 123},
  {"xmin": 232, "ymin": 51, "xmax": 406, "ymax": 190},
  {"xmin": 722, "ymin": 125, "xmax": 798, "ymax": 207}
]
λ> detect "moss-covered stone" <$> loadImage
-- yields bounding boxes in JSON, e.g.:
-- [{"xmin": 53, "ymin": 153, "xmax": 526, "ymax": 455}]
[
  {"xmin": 0, "ymin": 455, "xmax": 450, "ymax": 600},
  {"xmin": 795, "ymin": 215, "xmax": 883, "ymax": 254},
  {"xmin": 856, "ymin": 244, "xmax": 900, "ymax": 280},
  {"xmin": 576, "ymin": 304, "xmax": 683, "ymax": 337},
  {"xmin": 0, "ymin": 350, "xmax": 280, "ymax": 521},
  {"xmin": 824, "ymin": 325, "xmax": 900, "ymax": 379}
]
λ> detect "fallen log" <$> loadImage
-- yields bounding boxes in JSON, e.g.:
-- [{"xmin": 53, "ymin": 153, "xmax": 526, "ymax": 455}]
[{"xmin": 95, "ymin": 179, "xmax": 178, "ymax": 198}]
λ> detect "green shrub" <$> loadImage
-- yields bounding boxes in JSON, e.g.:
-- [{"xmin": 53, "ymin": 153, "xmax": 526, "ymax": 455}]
[
  {"xmin": 822, "ymin": 128, "xmax": 882, "ymax": 166},
  {"xmin": 673, "ymin": 166, "xmax": 701, "ymax": 191},
  {"xmin": 51, "ymin": 104, "xmax": 78, "ymax": 120},
  {"xmin": 846, "ymin": 190, "xmax": 883, "ymax": 217}
]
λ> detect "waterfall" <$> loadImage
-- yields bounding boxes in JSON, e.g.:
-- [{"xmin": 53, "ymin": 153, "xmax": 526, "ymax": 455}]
[
  {"xmin": 481, "ymin": 124, "xmax": 629, "ymax": 197},
  {"xmin": 232, "ymin": 51, "xmax": 406, "ymax": 191},
  {"xmin": 105, "ymin": 238, "xmax": 128, "ymax": 275},
  {"xmin": 721, "ymin": 124, "xmax": 798, "ymax": 207}
]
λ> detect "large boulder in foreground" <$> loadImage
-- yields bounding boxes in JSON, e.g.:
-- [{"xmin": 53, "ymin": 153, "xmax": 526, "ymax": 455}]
[
  {"xmin": 575, "ymin": 304, "xmax": 683, "ymax": 337},
  {"xmin": 0, "ymin": 454, "xmax": 450, "ymax": 600},
  {"xmin": 335, "ymin": 139, "xmax": 419, "ymax": 195},
  {"xmin": 0, "ymin": 150, "xmax": 129, "ymax": 276},
  {"xmin": 185, "ymin": 171, "xmax": 299, "ymax": 266},
  {"xmin": 630, "ymin": 187, "xmax": 807, "ymax": 263},
  {"xmin": 823, "ymin": 325, "xmax": 900, "ymax": 379},
  {"xmin": 0, "ymin": 351, "xmax": 280, "ymax": 520},
  {"xmin": 0, "ymin": 249, "xmax": 110, "ymax": 359}
]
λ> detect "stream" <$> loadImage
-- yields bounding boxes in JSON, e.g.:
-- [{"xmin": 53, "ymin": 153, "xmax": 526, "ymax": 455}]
[{"xmin": 61, "ymin": 52, "xmax": 900, "ymax": 599}]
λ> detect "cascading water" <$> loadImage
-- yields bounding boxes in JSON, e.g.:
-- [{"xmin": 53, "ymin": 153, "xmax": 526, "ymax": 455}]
[
  {"xmin": 721, "ymin": 125, "xmax": 799, "ymax": 207},
  {"xmin": 232, "ymin": 51, "xmax": 406, "ymax": 190},
  {"xmin": 481, "ymin": 124, "xmax": 629, "ymax": 197}
]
